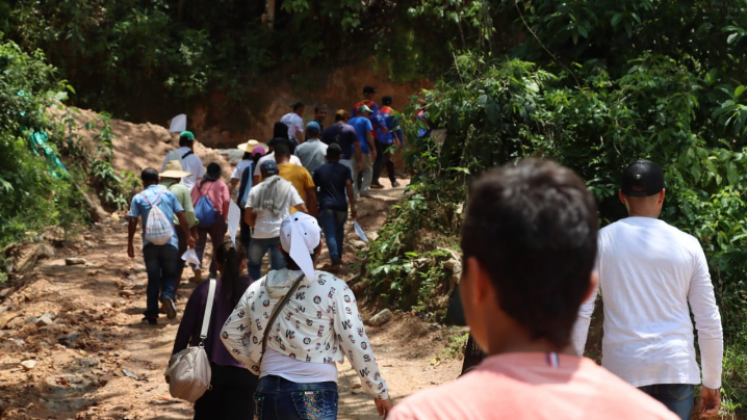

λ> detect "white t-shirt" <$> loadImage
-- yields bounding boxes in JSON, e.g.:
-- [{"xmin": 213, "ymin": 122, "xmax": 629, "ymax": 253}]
[
  {"xmin": 245, "ymin": 181, "xmax": 304, "ymax": 238},
  {"xmin": 280, "ymin": 113, "xmax": 304, "ymax": 141},
  {"xmin": 231, "ymin": 160, "xmax": 254, "ymax": 180},
  {"xmin": 261, "ymin": 348, "xmax": 338, "ymax": 383},
  {"xmin": 161, "ymin": 147, "xmax": 205, "ymax": 191},
  {"xmin": 572, "ymin": 216, "xmax": 723, "ymax": 389},
  {"xmin": 257, "ymin": 152, "xmax": 302, "ymax": 168}
]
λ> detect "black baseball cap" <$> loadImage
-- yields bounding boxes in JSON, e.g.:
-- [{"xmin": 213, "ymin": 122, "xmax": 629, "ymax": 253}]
[
  {"xmin": 621, "ymin": 160, "xmax": 666, "ymax": 197},
  {"xmin": 363, "ymin": 86, "xmax": 376, "ymax": 94}
]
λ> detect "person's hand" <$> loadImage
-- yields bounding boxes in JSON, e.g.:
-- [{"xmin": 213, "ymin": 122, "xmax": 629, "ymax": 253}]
[
  {"xmin": 375, "ymin": 397, "xmax": 393, "ymax": 418},
  {"xmin": 350, "ymin": 207, "xmax": 358, "ymax": 220},
  {"xmin": 371, "ymin": 150, "xmax": 378, "ymax": 161},
  {"xmin": 699, "ymin": 386, "xmax": 720, "ymax": 418},
  {"xmin": 356, "ymin": 162, "xmax": 362, "ymax": 172},
  {"xmin": 127, "ymin": 242, "xmax": 135, "ymax": 259},
  {"xmin": 186, "ymin": 235, "xmax": 196, "ymax": 249}
]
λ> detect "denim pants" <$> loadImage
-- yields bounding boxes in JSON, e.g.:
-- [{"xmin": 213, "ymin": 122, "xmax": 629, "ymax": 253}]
[
  {"xmin": 352, "ymin": 153, "xmax": 373, "ymax": 195},
  {"xmin": 195, "ymin": 217, "xmax": 227, "ymax": 276},
  {"xmin": 142, "ymin": 243, "xmax": 178, "ymax": 318},
  {"xmin": 248, "ymin": 237, "xmax": 286, "ymax": 281},
  {"xmin": 638, "ymin": 384, "xmax": 694, "ymax": 420},
  {"xmin": 254, "ymin": 375, "xmax": 338, "ymax": 420},
  {"xmin": 317, "ymin": 209, "xmax": 347, "ymax": 264}
]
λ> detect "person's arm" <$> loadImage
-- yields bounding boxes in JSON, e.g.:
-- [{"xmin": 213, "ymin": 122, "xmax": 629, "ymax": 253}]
[
  {"xmin": 176, "ymin": 211, "xmax": 196, "ymax": 248},
  {"xmin": 245, "ymin": 207, "xmax": 258, "ymax": 228},
  {"xmin": 332, "ymin": 279, "xmax": 392, "ymax": 412},
  {"xmin": 571, "ymin": 279, "xmax": 598, "ymax": 356},
  {"xmin": 346, "ymin": 180, "xmax": 357, "ymax": 219},
  {"xmin": 221, "ymin": 183, "xmax": 230, "ymax": 222},
  {"xmin": 229, "ymin": 178, "xmax": 239, "ymax": 194},
  {"xmin": 172, "ymin": 285, "xmax": 203, "ymax": 356},
  {"xmin": 688, "ymin": 243, "xmax": 723, "ymax": 417},
  {"xmin": 366, "ymin": 130, "xmax": 376, "ymax": 160},
  {"xmin": 220, "ymin": 286, "xmax": 260, "ymax": 373},
  {"xmin": 353, "ymin": 138, "xmax": 363, "ymax": 172},
  {"xmin": 127, "ymin": 217, "xmax": 138, "ymax": 259},
  {"xmin": 305, "ymin": 187, "xmax": 318, "ymax": 216}
]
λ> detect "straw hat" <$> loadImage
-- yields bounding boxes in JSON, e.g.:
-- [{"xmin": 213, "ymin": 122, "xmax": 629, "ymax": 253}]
[
  {"xmin": 160, "ymin": 160, "xmax": 192, "ymax": 179},
  {"xmin": 237, "ymin": 139, "xmax": 269, "ymax": 152}
]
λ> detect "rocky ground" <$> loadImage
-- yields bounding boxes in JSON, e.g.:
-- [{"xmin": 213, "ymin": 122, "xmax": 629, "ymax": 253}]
[{"xmin": 0, "ymin": 178, "xmax": 464, "ymax": 420}]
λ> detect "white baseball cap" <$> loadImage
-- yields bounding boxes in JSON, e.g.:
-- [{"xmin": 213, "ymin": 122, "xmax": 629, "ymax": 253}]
[{"xmin": 280, "ymin": 213, "xmax": 322, "ymax": 280}]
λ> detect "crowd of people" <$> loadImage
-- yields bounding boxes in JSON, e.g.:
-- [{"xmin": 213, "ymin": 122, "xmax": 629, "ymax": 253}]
[{"xmin": 125, "ymin": 86, "xmax": 723, "ymax": 420}]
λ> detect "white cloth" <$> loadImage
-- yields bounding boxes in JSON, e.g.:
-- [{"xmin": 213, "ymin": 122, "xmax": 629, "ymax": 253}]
[
  {"xmin": 162, "ymin": 147, "xmax": 204, "ymax": 191},
  {"xmin": 280, "ymin": 213, "xmax": 321, "ymax": 281},
  {"xmin": 231, "ymin": 160, "xmax": 254, "ymax": 180},
  {"xmin": 280, "ymin": 112, "xmax": 304, "ymax": 141},
  {"xmin": 572, "ymin": 216, "xmax": 723, "ymax": 389},
  {"xmin": 221, "ymin": 268, "xmax": 390, "ymax": 399},
  {"xmin": 257, "ymin": 152, "xmax": 302, "ymax": 168},
  {"xmin": 261, "ymin": 348, "xmax": 338, "ymax": 383},
  {"xmin": 246, "ymin": 181, "xmax": 303, "ymax": 239}
]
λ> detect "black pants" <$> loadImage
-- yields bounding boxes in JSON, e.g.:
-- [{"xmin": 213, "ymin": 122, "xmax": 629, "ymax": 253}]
[
  {"xmin": 194, "ymin": 364, "xmax": 258, "ymax": 420},
  {"xmin": 372, "ymin": 140, "xmax": 396, "ymax": 184},
  {"xmin": 175, "ymin": 226, "xmax": 188, "ymax": 297}
]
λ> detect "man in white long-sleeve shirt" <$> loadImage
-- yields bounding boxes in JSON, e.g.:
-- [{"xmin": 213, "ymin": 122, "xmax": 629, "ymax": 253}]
[{"xmin": 572, "ymin": 160, "xmax": 723, "ymax": 420}]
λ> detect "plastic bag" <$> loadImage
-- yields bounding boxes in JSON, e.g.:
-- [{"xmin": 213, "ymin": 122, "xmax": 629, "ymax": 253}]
[{"xmin": 182, "ymin": 249, "xmax": 200, "ymax": 267}]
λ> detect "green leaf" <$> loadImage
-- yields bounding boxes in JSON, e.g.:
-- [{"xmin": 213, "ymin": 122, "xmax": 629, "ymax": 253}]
[
  {"xmin": 577, "ymin": 25, "xmax": 588, "ymax": 38},
  {"xmin": 727, "ymin": 33, "xmax": 739, "ymax": 44},
  {"xmin": 735, "ymin": 85, "xmax": 745, "ymax": 99},
  {"xmin": 611, "ymin": 13, "xmax": 623, "ymax": 27}
]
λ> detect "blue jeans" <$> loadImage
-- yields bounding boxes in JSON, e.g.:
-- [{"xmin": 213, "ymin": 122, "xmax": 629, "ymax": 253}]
[
  {"xmin": 317, "ymin": 209, "xmax": 347, "ymax": 264},
  {"xmin": 248, "ymin": 237, "xmax": 286, "ymax": 281},
  {"xmin": 142, "ymin": 244, "xmax": 178, "ymax": 318},
  {"xmin": 638, "ymin": 384, "xmax": 694, "ymax": 420},
  {"xmin": 254, "ymin": 375, "xmax": 338, "ymax": 420}
]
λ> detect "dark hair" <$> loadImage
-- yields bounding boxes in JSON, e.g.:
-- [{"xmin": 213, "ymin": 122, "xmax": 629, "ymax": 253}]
[
  {"xmin": 282, "ymin": 246, "xmax": 321, "ymax": 271},
  {"xmin": 141, "ymin": 167, "xmax": 159, "ymax": 183},
  {"xmin": 214, "ymin": 241, "xmax": 247, "ymax": 307},
  {"xmin": 242, "ymin": 152, "xmax": 253, "ymax": 161},
  {"xmin": 382, "ymin": 96, "xmax": 393, "ymax": 106},
  {"xmin": 179, "ymin": 136, "xmax": 192, "ymax": 147},
  {"xmin": 314, "ymin": 105, "xmax": 327, "ymax": 113},
  {"xmin": 199, "ymin": 162, "xmax": 221, "ymax": 190},
  {"xmin": 273, "ymin": 141, "xmax": 291, "ymax": 159},
  {"xmin": 326, "ymin": 143, "xmax": 342, "ymax": 159},
  {"xmin": 292, "ymin": 102, "xmax": 305, "ymax": 112},
  {"xmin": 273, "ymin": 122, "xmax": 289, "ymax": 140},
  {"xmin": 461, "ymin": 159, "xmax": 598, "ymax": 350}
]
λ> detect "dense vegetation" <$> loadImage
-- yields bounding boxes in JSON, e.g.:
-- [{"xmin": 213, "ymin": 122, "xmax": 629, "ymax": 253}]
[{"xmin": 363, "ymin": 0, "xmax": 747, "ymax": 414}]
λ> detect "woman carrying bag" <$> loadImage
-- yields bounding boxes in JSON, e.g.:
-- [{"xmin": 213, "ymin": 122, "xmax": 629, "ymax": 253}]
[
  {"xmin": 171, "ymin": 241, "xmax": 257, "ymax": 419},
  {"xmin": 190, "ymin": 162, "xmax": 230, "ymax": 282},
  {"xmin": 221, "ymin": 213, "xmax": 393, "ymax": 420}
]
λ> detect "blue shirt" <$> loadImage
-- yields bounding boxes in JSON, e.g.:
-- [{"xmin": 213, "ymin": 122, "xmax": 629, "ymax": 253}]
[
  {"xmin": 348, "ymin": 116, "xmax": 373, "ymax": 154},
  {"xmin": 313, "ymin": 162, "xmax": 353, "ymax": 212},
  {"xmin": 373, "ymin": 107, "xmax": 404, "ymax": 145},
  {"xmin": 128, "ymin": 184, "xmax": 184, "ymax": 248}
]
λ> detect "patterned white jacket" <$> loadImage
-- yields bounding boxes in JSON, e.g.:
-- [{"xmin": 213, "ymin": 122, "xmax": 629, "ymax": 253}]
[{"xmin": 221, "ymin": 268, "xmax": 390, "ymax": 399}]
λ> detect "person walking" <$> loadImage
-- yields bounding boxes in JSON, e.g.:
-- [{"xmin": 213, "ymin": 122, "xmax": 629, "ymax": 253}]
[
  {"xmin": 230, "ymin": 140, "xmax": 267, "ymax": 194},
  {"xmin": 275, "ymin": 142, "xmax": 317, "ymax": 216},
  {"xmin": 280, "ymin": 102, "xmax": 306, "ymax": 145},
  {"xmin": 313, "ymin": 144, "xmax": 356, "ymax": 271},
  {"xmin": 293, "ymin": 121, "xmax": 328, "ymax": 176},
  {"xmin": 221, "ymin": 212, "xmax": 393, "ymax": 420},
  {"xmin": 309, "ymin": 105, "xmax": 327, "ymax": 139},
  {"xmin": 245, "ymin": 160, "xmax": 308, "ymax": 281},
  {"xmin": 237, "ymin": 145, "xmax": 267, "ymax": 250},
  {"xmin": 191, "ymin": 163, "xmax": 230, "ymax": 282},
  {"xmin": 162, "ymin": 131, "xmax": 205, "ymax": 192},
  {"xmin": 128, "ymin": 168, "xmax": 195, "ymax": 325},
  {"xmin": 351, "ymin": 86, "xmax": 380, "ymax": 117},
  {"xmin": 159, "ymin": 161, "xmax": 199, "ymax": 289},
  {"xmin": 371, "ymin": 95, "xmax": 403, "ymax": 188},
  {"xmin": 572, "ymin": 160, "xmax": 723, "ymax": 420},
  {"xmin": 388, "ymin": 159, "xmax": 679, "ymax": 420},
  {"xmin": 348, "ymin": 105, "xmax": 377, "ymax": 198},
  {"xmin": 172, "ymin": 241, "xmax": 258, "ymax": 420},
  {"xmin": 256, "ymin": 137, "xmax": 303, "ymax": 185},
  {"xmin": 322, "ymin": 110, "xmax": 362, "ymax": 199}
]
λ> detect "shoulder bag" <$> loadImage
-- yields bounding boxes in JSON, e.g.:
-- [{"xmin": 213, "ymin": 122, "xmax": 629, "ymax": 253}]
[
  {"xmin": 165, "ymin": 279, "xmax": 216, "ymax": 403},
  {"xmin": 259, "ymin": 273, "xmax": 305, "ymax": 369}
]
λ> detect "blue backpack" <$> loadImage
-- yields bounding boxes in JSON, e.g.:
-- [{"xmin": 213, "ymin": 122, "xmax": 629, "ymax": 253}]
[{"xmin": 194, "ymin": 183, "xmax": 217, "ymax": 227}]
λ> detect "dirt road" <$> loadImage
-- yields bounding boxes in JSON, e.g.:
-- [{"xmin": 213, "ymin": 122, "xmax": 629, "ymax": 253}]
[{"xmin": 0, "ymin": 179, "xmax": 462, "ymax": 420}]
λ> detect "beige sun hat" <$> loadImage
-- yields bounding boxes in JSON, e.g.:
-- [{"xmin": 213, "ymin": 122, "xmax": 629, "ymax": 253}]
[
  {"xmin": 237, "ymin": 139, "xmax": 269, "ymax": 153},
  {"xmin": 160, "ymin": 160, "xmax": 192, "ymax": 179}
]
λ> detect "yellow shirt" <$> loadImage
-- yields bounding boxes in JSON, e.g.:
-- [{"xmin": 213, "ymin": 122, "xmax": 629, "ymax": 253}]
[{"xmin": 278, "ymin": 163, "xmax": 315, "ymax": 212}]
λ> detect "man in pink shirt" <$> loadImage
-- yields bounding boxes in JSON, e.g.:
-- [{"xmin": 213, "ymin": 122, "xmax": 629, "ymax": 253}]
[{"xmin": 388, "ymin": 160, "xmax": 679, "ymax": 420}]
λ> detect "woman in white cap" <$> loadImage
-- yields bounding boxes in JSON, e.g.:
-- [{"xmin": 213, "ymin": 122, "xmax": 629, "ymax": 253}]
[{"xmin": 221, "ymin": 213, "xmax": 393, "ymax": 420}]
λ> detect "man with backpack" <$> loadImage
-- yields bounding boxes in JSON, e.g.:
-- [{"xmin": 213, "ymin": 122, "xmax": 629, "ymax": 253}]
[
  {"xmin": 161, "ymin": 131, "xmax": 205, "ymax": 192},
  {"xmin": 128, "ymin": 168, "xmax": 196, "ymax": 325}
]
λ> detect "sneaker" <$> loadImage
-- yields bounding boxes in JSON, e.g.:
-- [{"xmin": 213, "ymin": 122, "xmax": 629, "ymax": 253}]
[
  {"xmin": 392, "ymin": 181, "xmax": 401, "ymax": 187},
  {"xmin": 370, "ymin": 183, "xmax": 385, "ymax": 189},
  {"xmin": 141, "ymin": 316, "xmax": 157, "ymax": 325},
  {"xmin": 161, "ymin": 297, "xmax": 177, "ymax": 320}
]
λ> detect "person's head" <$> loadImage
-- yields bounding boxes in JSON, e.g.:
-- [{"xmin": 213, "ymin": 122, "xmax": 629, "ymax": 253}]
[
  {"xmin": 363, "ymin": 86, "xmax": 376, "ymax": 100},
  {"xmin": 306, "ymin": 121, "xmax": 321, "ymax": 138},
  {"xmin": 273, "ymin": 141, "xmax": 291, "ymax": 163},
  {"xmin": 292, "ymin": 102, "xmax": 306, "ymax": 116},
  {"xmin": 357, "ymin": 104, "xmax": 373, "ymax": 118},
  {"xmin": 214, "ymin": 241, "xmax": 248, "ymax": 306},
  {"xmin": 141, "ymin": 167, "xmax": 160, "ymax": 187},
  {"xmin": 314, "ymin": 106, "xmax": 327, "ymax": 123},
  {"xmin": 382, "ymin": 96, "xmax": 393, "ymax": 106},
  {"xmin": 252, "ymin": 145, "xmax": 267, "ymax": 164},
  {"xmin": 199, "ymin": 162, "xmax": 221, "ymax": 189},
  {"xmin": 273, "ymin": 122, "xmax": 289, "ymax": 140},
  {"xmin": 179, "ymin": 131, "xmax": 195, "ymax": 148},
  {"xmin": 279, "ymin": 213, "xmax": 322, "ymax": 280},
  {"xmin": 159, "ymin": 160, "xmax": 192, "ymax": 183},
  {"xmin": 460, "ymin": 159, "xmax": 598, "ymax": 354},
  {"xmin": 260, "ymin": 159, "xmax": 279, "ymax": 177},
  {"xmin": 326, "ymin": 143, "xmax": 342, "ymax": 162},
  {"xmin": 619, "ymin": 160, "xmax": 666, "ymax": 218},
  {"xmin": 335, "ymin": 109, "xmax": 349, "ymax": 122}
]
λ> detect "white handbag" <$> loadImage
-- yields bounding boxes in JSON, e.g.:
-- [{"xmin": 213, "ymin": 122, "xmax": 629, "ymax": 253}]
[{"xmin": 165, "ymin": 279, "xmax": 216, "ymax": 403}]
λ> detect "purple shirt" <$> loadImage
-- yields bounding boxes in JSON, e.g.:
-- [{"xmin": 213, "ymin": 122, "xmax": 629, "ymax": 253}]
[{"xmin": 172, "ymin": 276, "xmax": 253, "ymax": 368}]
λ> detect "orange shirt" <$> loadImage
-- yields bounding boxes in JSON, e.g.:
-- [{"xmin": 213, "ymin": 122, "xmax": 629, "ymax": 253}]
[{"xmin": 388, "ymin": 353, "xmax": 679, "ymax": 420}]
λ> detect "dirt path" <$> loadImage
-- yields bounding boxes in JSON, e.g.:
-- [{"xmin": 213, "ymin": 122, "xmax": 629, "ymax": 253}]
[{"xmin": 0, "ymin": 178, "xmax": 462, "ymax": 420}]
